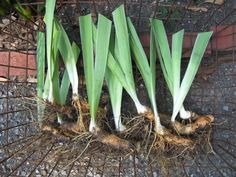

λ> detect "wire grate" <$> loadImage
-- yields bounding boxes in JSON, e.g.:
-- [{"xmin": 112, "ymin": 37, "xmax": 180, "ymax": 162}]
[{"xmin": 0, "ymin": 0, "xmax": 236, "ymax": 176}]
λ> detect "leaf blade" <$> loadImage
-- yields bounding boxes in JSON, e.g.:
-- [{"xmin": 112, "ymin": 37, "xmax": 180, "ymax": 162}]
[
  {"xmin": 79, "ymin": 14, "xmax": 94, "ymax": 105},
  {"xmin": 91, "ymin": 14, "xmax": 112, "ymax": 120},
  {"xmin": 36, "ymin": 32, "xmax": 45, "ymax": 98},
  {"xmin": 172, "ymin": 31, "xmax": 213, "ymax": 119}
]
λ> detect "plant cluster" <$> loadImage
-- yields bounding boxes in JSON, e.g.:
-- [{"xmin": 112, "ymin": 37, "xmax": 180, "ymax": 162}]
[{"xmin": 37, "ymin": 1, "xmax": 214, "ymax": 148}]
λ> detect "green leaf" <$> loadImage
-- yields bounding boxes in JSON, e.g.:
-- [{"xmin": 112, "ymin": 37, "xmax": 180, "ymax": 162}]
[
  {"xmin": 59, "ymin": 70, "xmax": 70, "ymax": 105},
  {"xmin": 107, "ymin": 53, "xmax": 130, "ymax": 92},
  {"xmin": 45, "ymin": 0, "xmax": 56, "ymax": 81},
  {"xmin": 80, "ymin": 14, "xmax": 111, "ymax": 121},
  {"xmin": 91, "ymin": 14, "xmax": 111, "ymax": 120},
  {"xmin": 36, "ymin": 31, "xmax": 46, "ymax": 123},
  {"xmin": 50, "ymin": 20, "xmax": 61, "ymax": 104},
  {"xmin": 51, "ymin": 57, "xmax": 60, "ymax": 104},
  {"xmin": 55, "ymin": 19, "xmax": 79, "ymax": 95},
  {"xmin": 112, "ymin": 5, "xmax": 136, "ymax": 91},
  {"xmin": 36, "ymin": 32, "xmax": 45, "ymax": 98},
  {"xmin": 127, "ymin": 17, "xmax": 159, "ymax": 120},
  {"xmin": 172, "ymin": 29, "xmax": 184, "ymax": 100},
  {"xmin": 43, "ymin": 70, "xmax": 50, "ymax": 99},
  {"xmin": 151, "ymin": 18, "xmax": 212, "ymax": 122},
  {"xmin": 59, "ymin": 42, "xmax": 80, "ymax": 105},
  {"xmin": 104, "ymin": 6, "xmax": 147, "ymax": 115},
  {"xmin": 72, "ymin": 42, "xmax": 80, "ymax": 61},
  {"xmin": 127, "ymin": 17, "xmax": 152, "ymax": 93},
  {"xmin": 171, "ymin": 31, "xmax": 213, "ymax": 120},
  {"xmin": 105, "ymin": 28, "xmax": 124, "ymax": 129},
  {"xmin": 79, "ymin": 14, "xmax": 94, "ymax": 105},
  {"xmin": 150, "ymin": 28, "xmax": 157, "ymax": 92},
  {"xmin": 151, "ymin": 18, "xmax": 173, "ymax": 94}
]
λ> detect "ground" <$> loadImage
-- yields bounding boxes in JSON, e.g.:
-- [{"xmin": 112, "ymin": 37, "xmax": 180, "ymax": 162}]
[{"xmin": 0, "ymin": 0, "xmax": 236, "ymax": 176}]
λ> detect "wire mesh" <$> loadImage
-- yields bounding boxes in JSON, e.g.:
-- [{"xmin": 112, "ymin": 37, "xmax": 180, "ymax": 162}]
[{"xmin": 0, "ymin": 0, "xmax": 236, "ymax": 176}]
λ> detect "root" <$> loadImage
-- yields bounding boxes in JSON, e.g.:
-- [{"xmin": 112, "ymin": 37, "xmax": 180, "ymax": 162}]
[
  {"xmin": 141, "ymin": 107, "xmax": 155, "ymax": 121},
  {"xmin": 72, "ymin": 94, "xmax": 88, "ymax": 132},
  {"xmin": 157, "ymin": 128, "xmax": 192, "ymax": 146},
  {"xmin": 60, "ymin": 122, "xmax": 80, "ymax": 135},
  {"xmin": 173, "ymin": 115, "xmax": 214, "ymax": 135},
  {"xmin": 41, "ymin": 123, "xmax": 61, "ymax": 136},
  {"xmin": 72, "ymin": 94, "xmax": 107, "ymax": 132},
  {"xmin": 59, "ymin": 106, "xmax": 73, "ymax": 119},
  {"xmin": 123, "ymin": 113, "xmax": 191, "ymax": 146},
  {"xmin": 94, "ymin": 129, "xmax": 130, "ymax": 150},
  {"xmin": 41, "ymin": 121, "xmax": 82, "ymax": 137}
]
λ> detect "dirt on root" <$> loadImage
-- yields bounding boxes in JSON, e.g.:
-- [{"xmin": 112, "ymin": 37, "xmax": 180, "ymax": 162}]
[
  {"xmin": 13, "ymin": 91, "xmax": 216, "ymax": 176},
  {"xmin": 38, "ymin": 99, "xmax": 214, "ymax": 172}
]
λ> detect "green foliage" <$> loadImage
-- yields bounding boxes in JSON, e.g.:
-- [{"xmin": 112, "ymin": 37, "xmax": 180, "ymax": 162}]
[
  {"xmin": 79, "ymin": 14, "xmax": 111, "ymax": 122},
  {"xmin": 36, "ymin": 32, "xmax": 45, "ymax": 98},
  {"xmin": 151, "ymin": 19, "xmax": 213, "ymax": 122}
]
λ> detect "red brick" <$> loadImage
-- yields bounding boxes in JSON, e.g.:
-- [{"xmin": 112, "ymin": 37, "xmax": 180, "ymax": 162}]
[
  {"xmin": 210, "ymin": 25, "xmax": 236, "ymax": 50},
  {"xmin": 0, "ymin": 52, "xmax": 9, "ymax": 65},
  {"xmin": 0, "ymin": 51, "xmax": 36, "ymax": 77},
  {"xmin": 0, "ymin": 66, "xmax": 8, "ymax": 77},
  {"xmin": 10, "ymin": 52, "xmax": 27, "ymax": 67}
]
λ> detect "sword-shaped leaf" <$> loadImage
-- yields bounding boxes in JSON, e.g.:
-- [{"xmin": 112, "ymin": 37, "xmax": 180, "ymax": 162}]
[
  {"xmin": 56, "ymin": 19, "xmax": 79, "ymax": 95},
  {"xmin": 79, "ymin": 14, "xmax": 111, "ymax": 131},
  {"xmin": 112, "ymin": 5, "xmax": 136, "ymax": 91},
  {"xmin": 36, "ymin": 32, "xmax": 45, "ymax": 98},
  {"xmin": 59, "ymin": 42, "xmax": 80, "ymax": 105},
  {"xmin": 171, "ymin": 31, "xmax": 213, "ymax": 121},
  {"xmin": 127, "ymin": 17, "xmax": 162, "ymax": 132}
]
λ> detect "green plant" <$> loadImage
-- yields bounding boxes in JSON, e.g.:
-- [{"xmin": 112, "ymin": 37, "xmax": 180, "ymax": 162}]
[
  {"xmin": 37, "ymin": 0, "xmax": 79, "ymax": 124},
  {"xmin": 127, "ymin": 17, "xmax": 164, "ymax": 134},
  {"xmin": 79, "ymin": 14, "xmax": 111, "ymax": 133},
  {"xmin": 151, "ymin": 19, "xmax": 214, "ymax": 134},
  {"xmin": 105, "ymin": 27, "xmax": 126, "ymax": 132},
  {"xmin": 105, "ymin": 5, "xmax": 154, "ymax": 123},
  {"xmin": 36, "ymin": 31, "xmax": 45, "ymax": 127}
]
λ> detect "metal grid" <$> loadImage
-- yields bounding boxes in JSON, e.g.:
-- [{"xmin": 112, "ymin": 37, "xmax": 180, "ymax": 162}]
[{"xmin": 0, "ymin": 0, "xmax": 236, "ymax": 176}]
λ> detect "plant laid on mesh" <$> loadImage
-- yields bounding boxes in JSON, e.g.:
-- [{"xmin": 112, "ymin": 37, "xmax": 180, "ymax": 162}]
[
  {"xmin": 105, "ymin": 29, "xmax": 126, "ymax": 132},
  {"xmin": 37, "ymin": 0, "xmax": 83, "ymax": 136},
  {"xmin": 79, "ymin": 12, "xmax": 130, "ymax": 149},
  {"xmin": 105, "ymin": 5, "xmax": 159, "ymax": 130},
  {"xmin": 36, "ymin": 1, "xmax": 214, "ymax": 151},
  {"xmin": 79, "ymin": 14, "xmax": 111, "ymax": 133},
  {"xmin": 151, "ymin": 19, "xmax": 214, "ymax": 135},
  {"xmin": 127, "ymin": 15, "xmax": 192, "ymax": 145}
]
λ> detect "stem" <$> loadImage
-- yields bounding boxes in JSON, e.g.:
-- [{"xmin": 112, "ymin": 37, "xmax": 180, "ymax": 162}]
[
  {"xmin": 154, "ymin": 114, "xmax": 165, "ymax": 135},
  {"xmin": 148, "ymin": 93, "xmax": 165, "ymax": 135},
  {"xmin": 134, "ymin": 101, "xmax": 147, "ymax": 114},
  {"xmin": 56, "ymin": 112, "xmax": 63, "ymax": 124},
  {"xmin": 171, "ymin": 103, "xmax": 191, "ymax": 122},
  {"xmin": 89, "ymin": 118, "xmax": 98, "ymax": 133},
  {"xmin": 152, "ymin": 103, "xmax": 165, "ymax": 135},
  {"xmin": 179, "ymin": 106, "xmax": 191, "ymax": 120},
  {"xmin": 132, "ymin": 93, "xmax": 147, "ymax": 114},
  {"xmin": 47, "ymin": 82, "xmax": 54, "ymax": 103},
  {"xmin": 37, "ymin": 100, "xmax": 45, "ymax": 128},
  {"xmin": 113, "ymin": 111, "xmax": 126, "ymax": 132},
  {"xmin": 72, "ymin": 85, "xmax": 78, "ymax": 96}
]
